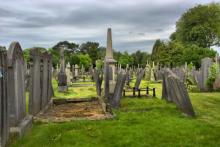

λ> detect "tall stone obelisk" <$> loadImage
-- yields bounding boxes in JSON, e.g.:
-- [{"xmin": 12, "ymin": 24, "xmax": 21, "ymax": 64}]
[
  {"xmin": 106, "ymin": 28, "xmax": 113, "ymax": 59},
  {"xmin": 104, "ymin": 28, "xmax": 117, "ymax": 100}
]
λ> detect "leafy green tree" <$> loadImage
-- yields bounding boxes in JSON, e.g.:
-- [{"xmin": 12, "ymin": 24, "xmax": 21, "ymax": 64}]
[
  {"xmin": 69, "ymin": 54, "xmax": 80, "ymax": 66},
  {"xmin": 78, "ymin": 54, "xmax": 92, "ymax": 70},
  {"xmin": 131, "ymin": 51, "xmax": 151, "ymax": 67},
  {"xmin": 23, "ymin": 49, "xmax": 30, "ymax": 63},
  {"xmin": 182, "ymin": 44, "xmax": 216, "ymax": 68},
  {"xmin": 151, "ymin": 39, "xmax": 166, "ymax": 64},
  {"xmin": 175, "ymin": 3, "xmax": 220, "ymax": 48},
  {"xmin": 206, "ymin": 63, "xmax": 219, "ymax": 90},
  {"xmin": 118, "ymin": 52, "xmax": 134, "ymax": 68},
  {"xmin": 95, "ymin": 59, "xmax": 104, "ymax": 70},
  {"xmin": 80, "ymin": 42, "xmax": 100, "ymax": 65}
]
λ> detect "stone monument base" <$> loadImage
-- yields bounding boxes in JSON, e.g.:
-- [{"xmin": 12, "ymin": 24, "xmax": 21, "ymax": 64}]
[
  {"xmin": 58, "ymin": 86, "xmax": 68, "ymax": 92},
  {"xmin": 9, "ymin": 115, "xmax": 33, "ymax": 138}
]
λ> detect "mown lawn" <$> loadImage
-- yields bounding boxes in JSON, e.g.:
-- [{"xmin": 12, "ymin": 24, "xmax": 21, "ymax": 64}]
[
  {"xmin": 12, "ymin": 80, "xmax": 220, "ymax": 147},
  {"xmin": 52, "ymin": 79, "xmax": 97, "ymax": 99}
]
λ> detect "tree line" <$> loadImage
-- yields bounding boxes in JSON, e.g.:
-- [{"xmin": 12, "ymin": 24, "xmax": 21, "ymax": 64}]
[{"xmin": 151, "ymin": 3, "xmax": 220, "ymax": 68}]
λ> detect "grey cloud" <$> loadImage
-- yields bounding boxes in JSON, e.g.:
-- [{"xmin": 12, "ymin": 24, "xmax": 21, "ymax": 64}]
[{"xmin": 0, "ymin": 0, "xmax": 217, "ymax": 53}]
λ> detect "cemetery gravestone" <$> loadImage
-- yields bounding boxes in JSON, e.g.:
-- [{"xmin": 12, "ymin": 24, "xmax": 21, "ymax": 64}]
[
  {"xmin": 58, "ymin": 45, "xmax": 67, "ymax": 92},
  {"xmin": 29, "ymin": 48, "xmax": 42, "ymax": 115},
  {"xmin": 93, "ymin": 69, "xmax": 103, "ymax": 96},
  {"xmin": 0, "ymin": 48, "xmax": 9, "ymax": 147},
  {"xmin": 111, "ymin": 70, "xmax": 127, "ymax": 108},
  {"xmin": 104, "ymin": 28, "xmax": 117, "ymax": 101},
  {"xmin": 7, "ymin": 42, "xmax": 32, "ymax": 136},
  {"xmin": 134, "ymin": 68, "xmax": 145, "ymax": 90},
  {"xmin": 65, "ymin": 62, "xmax": 72, "ymax": 85},
  {"xmin": 29, "ymin": 48, "xmax": 53, "ymax": 116},
  {"xmin": 162, "ymin": 69, "xmax": 195, "ymax": 117}
]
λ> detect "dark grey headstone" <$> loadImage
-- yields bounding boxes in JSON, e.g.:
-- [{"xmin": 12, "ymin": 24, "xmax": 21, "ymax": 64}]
[
  {"xmin": 134, "ymin": 68, "xmax": 145, "ymax": 90},
  {"xmin": 200, "ymin": 57, "xmax": 213, "ymax": 91},
  {"xmin": 104, "ymin": 61, "xmax": 110, "ymax": 98},
  {"xmin": 41, "ymin": 52, "xmax": 49, "ymax": 108},
  {"xmin": 93, "ymin": 69, "xmax": 103, "ymax": 96},
  {"xmin": 0, "ymin": 49, "xmax": 9, "ymax": 147},
  {"xmin": 7, "ymin": 42, "xmax": 26, "ymax": 127},
  {"xmin": 29, "ymin": 48, "xmax": 42, "ymax": 115},
  {"xmin": 162, "ymin": 69, "xmax": 195, "ymax": 117},
  {"xmin": 111, "ymin": 70, "xmax": 127, "ymax": 108}
]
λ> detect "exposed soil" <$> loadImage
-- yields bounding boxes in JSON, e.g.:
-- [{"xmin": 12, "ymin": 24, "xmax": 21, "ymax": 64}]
[{"xmin": 36, "ymin": 99, "xmax": 112, "ymax": 122}]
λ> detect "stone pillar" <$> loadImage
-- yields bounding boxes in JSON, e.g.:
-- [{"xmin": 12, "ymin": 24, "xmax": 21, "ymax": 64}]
[
  {"xmin": 104, "ymin": 28, "xmax": 117, "ymax": 100},
  {"xmin": 65, "ymin": 62, "xmax": 72, "ymax": 85},
  {"xmin": 75, "ymin": 64, "xmax": 79, "ymax": 77},
  {"xmin": 106, "ymin": 28, "xmax": 113, "ymax": 59},
  {"xmin": 58, "ymin": 45, "xmax": 67, "ymax": 92}
]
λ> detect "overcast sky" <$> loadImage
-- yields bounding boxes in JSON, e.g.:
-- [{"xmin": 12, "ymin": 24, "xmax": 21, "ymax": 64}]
[{"xmin": 0, "ymin": 0, "xmax": 219, "ymax": 53}]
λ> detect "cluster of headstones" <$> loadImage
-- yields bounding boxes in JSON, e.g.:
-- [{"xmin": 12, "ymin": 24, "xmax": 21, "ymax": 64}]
[
  {"xmin": 192, "ymin": 57, "xmax": 220, "ymax": 91},
  {"xmin": 0, "ymin": 42, "xmax": 53, "ymax": 147},
  {"xmin": 154, "ymin": 56, "xmax": 220, "ymax": 92}
]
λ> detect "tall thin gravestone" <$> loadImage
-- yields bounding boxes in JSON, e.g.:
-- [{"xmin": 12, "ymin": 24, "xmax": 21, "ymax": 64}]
[
  {"xmin": 29, "ymin": 48, "xmax": 42, "ymax": 115},
  {"xmin": 7, "ymin": 42, "xmax": 32, "ymax": 137},
  {"xmin": 200, "ymin": 57, "xmax": 213, "ymax": 91},
  {"xmin": 41, "ymin": 52, "xmax": 49, "ymax": 108},
  {"xmin": 0, "ymin": 47, "xmax": 9, "ymax": 147},
  {"xmin": 111, "ymin": 70, "xmax": 127, "ymax": 108},
  {"xmin": 134, "ymin": 68, "xmax": 145, "ymax": 90},
  {"xmin": 58, "ymin": 45, "xmax": 67, "ymax": 92}
]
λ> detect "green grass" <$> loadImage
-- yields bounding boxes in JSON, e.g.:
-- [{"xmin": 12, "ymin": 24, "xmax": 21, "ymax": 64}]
[
  {"xmin": 52, "ymin": 79, "xmax": 96, "ymax": 99},
  {"xmin": 12, "ymin": 81, "xmax": 220, "ymax": 147}
]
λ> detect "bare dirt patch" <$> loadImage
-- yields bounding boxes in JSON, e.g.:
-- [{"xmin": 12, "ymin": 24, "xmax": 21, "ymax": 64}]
[{"xmin": 35, "ymin": 100, "xmax": 112, "ymax": 122}]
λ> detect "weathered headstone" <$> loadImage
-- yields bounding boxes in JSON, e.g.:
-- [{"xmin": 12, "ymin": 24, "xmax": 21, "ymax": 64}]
[
  {"xmin": 0, "ymin": 47, "xmax": 9, "ymax": 147},
  {"xmin": 65, "ymin": 62, "xmax": 72, "ymax": 85},
  {"xmin": 134, "ymin": 68, "xmax": 145, "ymax": 90},
  {"xmin": 92, "ymin": 69, "xmax": 103, "ymax": 96},
  {"xmin": 58, "ymin": 45, "xmax": 67, "ymax": 92},
  {"xmin": 199, "ymin": 57, "xmax": 213, "ymax": 91},
  {"xmin": 74, "ymin": 64, "xmax": 79, "ymax": 77},
  {"xmin": 7, "ymin": 42, "xmax": 32, "ymax": 137},
  {"xmin": 145, "ymin": 64, "xmax": 151, "ymax": 81},
  {"xmin": 29, "ymin": 48, "xmax": 53, "ymax": 115},
  {"xmin": 111, "ymin": 70, "xmax": 127, "ymax": 108},
  {"xmin": 172, "ymin": 67, "xmax": 185, "ymax": 82},
  {"xmin": 162, "ymin": 69, "xmax": 195, "ymax": 116},
  {"xmin": 29, "ymin": 48, "xmax": 42, "ymax": 115},
  {"xmin": 150, "ymin": 62, "xmax": 155, "ymax": 81},
  {"xmin": 213, "ymin": 73, "xmax": 220, "ymax": 90}
]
